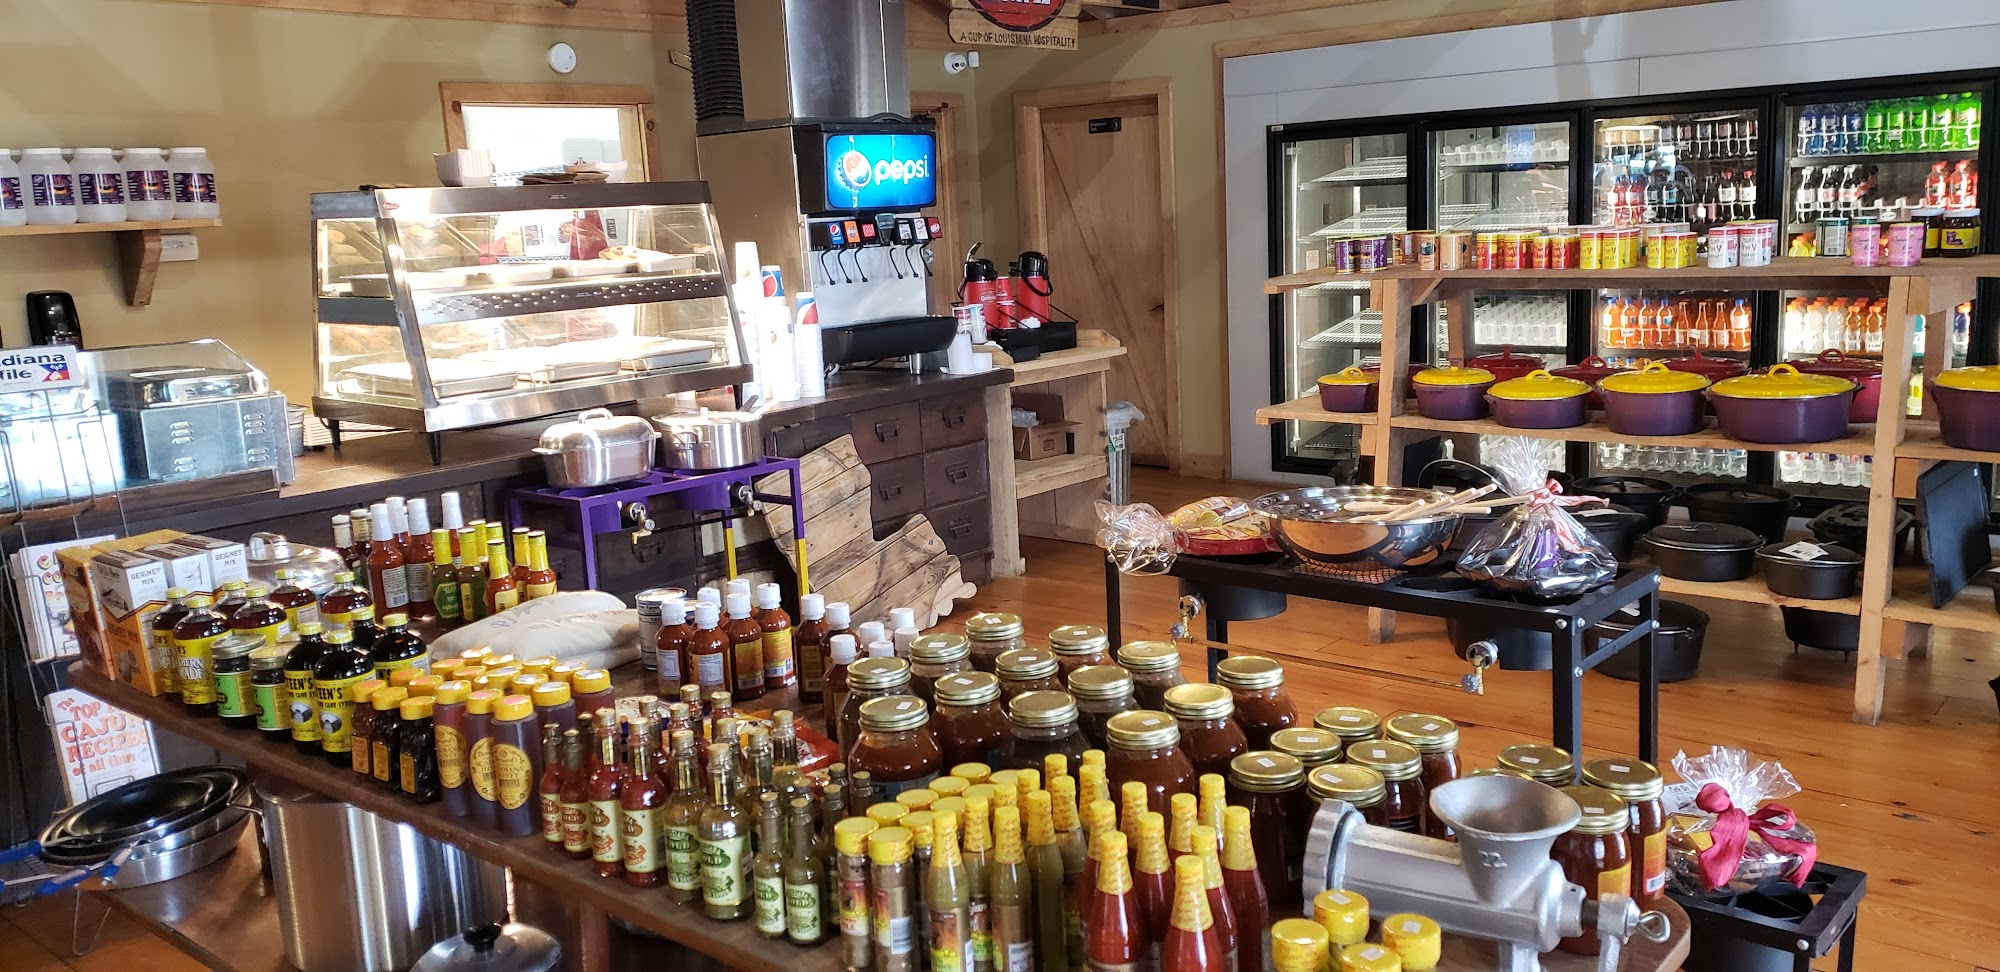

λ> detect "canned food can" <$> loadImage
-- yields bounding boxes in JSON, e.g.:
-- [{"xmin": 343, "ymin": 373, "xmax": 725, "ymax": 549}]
[
  {"xmin": 1440, "ymin": 232, "xmax": 1475, "ymax": 270},
  {"xmin": 1752, "ymin": 220, "xmax": 1779, "ymax": 266},
  {"xmin": 1549, "ymin": 235, "xmax": 1578, "ymax": 270},
  {"xmin": 1674, "ymin": 233, "xmax": 1698, "ymax": 269},
  {"xmin": 1885, "ymin": 222, "xmax": 1925, "ymax": 267},
  {"xmin": 1495, "ymin": 233, "xmax": 1519, "ymax": 270},
  {"xmin": 1329, "ymin": 237, "xmax": 1357, "ymax": 274},
  {"xmin": 1816, "ymin": 217, "xmax": 1851, "ymax": 258},
  {"xmin": 1616, "ymin": 229, "xmax": 1641, "ymax": 270},
  {"xmin": 634, "ymin": 587, "xmax": 688, "ymax": 672},
  {"xmin": 1849, "ymin": 220, "xmax": 1882, "ymax": 267},
  {"xmin": 1645, "ymin": 234, "xmax": 1668, "ymax": 269},
  {"xmin": 1396, "ymin": 232, "xmax": 1422, "ymax": 265},
  {"xmin": 1707, "ymin": 226, "xmax": 1739, "ymax": 268},
  {"xmin": 1578, "ymin": 231, "xmax": 1601, "ymax": 270},
  {"xmin": 1525, "ymin": 234, "xmax": 1548, "ymax": 270},
  {"xmin": 1416, "ymin": 232, "xmax": 1440, "ymax": 270},
  {"xmin": 1475, "ymin": 233, "xmax": 1498, "ymax": 270},
  {"xmin": 1359, "ymin": 234, "xmax": 1391, "ymax": 271}
]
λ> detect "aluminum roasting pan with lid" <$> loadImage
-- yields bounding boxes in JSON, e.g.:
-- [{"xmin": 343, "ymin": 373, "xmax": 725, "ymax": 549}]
[
  {"xmin": 532, "ymin": 408, "xmax": 658, "ymax": 488},
  {"xmin": 651, "ymin": 408, "xmax": 763, "ymax": 471},
  {"xmin": 1251, "ymin": 486, "xmax": 1459, "ymax": 576}
]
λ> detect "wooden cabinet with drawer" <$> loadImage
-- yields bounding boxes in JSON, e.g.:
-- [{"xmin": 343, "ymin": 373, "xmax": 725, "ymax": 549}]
[
  {"xmin": 923, "ymin": 441, "xmax": 987, "ymax": 508},
  {"xmin": 849, "ymin": 402, "xmax": 923, "ymax": 464},
  {"xmin": 920, "ymin": 393, "xmax": 986, "ymax": 452},
  {"xmin": 868, "ymin": 454, "xmax": 927, "ymax": 523},
  {"xmin": 930, "ymin": 495, "xmax": 993, "ymax": 559}
]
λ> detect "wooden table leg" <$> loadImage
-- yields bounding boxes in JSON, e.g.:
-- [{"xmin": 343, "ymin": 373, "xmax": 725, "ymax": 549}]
[{"xmin": 573, "ymin": 902, "xmax": 613, "ymax": 972}]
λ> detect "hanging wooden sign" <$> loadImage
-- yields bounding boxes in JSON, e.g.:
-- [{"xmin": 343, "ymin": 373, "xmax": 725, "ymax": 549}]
[{"xmin": 948, "ymin": 0, "xmax": 1082, "ymax": 51}]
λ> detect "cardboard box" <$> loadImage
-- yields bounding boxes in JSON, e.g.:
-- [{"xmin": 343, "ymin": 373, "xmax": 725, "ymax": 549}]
[
  {"xmin": 140, "ymin": 543, "xmax": 213, "ymax": 595},
  {"xmin": 177, "ymin": 536, "xmax": 248, "ymax": 589},
  {"xmin": 1012, "ymin": 391, "xmax": 1080, "ymax": 462},
  {"xmin": 90, "ymin": 550, "xmax": 174, "ymax": 695},
  {"xmin": 57, "ymin": 544, "xmax": 110, "ymax": 677}
]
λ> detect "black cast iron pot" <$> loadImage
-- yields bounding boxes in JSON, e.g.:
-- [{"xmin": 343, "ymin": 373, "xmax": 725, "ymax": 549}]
[
  {"xmin": 1641, "ymin": 522, "xmax": 1762, "ymax": 581},
  {"xmin": 1589, "ymin": 599, "xmax": 1711, "ymax": 683},
  {"xmin": 1757, "ymin": 542, "xmax": 1862, "ymax": 600},
  {"xmin": 1682, "ymin": 482, "xmax": 1797, "ymax": 544},
  {"xmin": 1571, "ymin": 504, "xmax": 1651, "ymax": 562},
  {"xmin": 1571, "ymin": 476, "xmax": 1677, "ymax": 529},
  {"xmin": 1781, "ymin": 607, "xmax": 1861, "ymax": 653}
]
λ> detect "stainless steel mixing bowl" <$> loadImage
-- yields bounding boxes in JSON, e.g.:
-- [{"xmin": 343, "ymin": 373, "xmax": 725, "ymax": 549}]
[{"xmin": 1250, "ymin": 486, "xmax": 1461, "ymax": 575}]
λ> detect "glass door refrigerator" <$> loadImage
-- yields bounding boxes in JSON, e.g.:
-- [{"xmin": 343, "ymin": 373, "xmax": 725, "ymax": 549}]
[
  {"xmin": 1777, "ymin": 78, "xmax": 1991, "ymax": 501},
  {"xmin": 1428, "ymin": 114, "xmax": 1575, "ymax": 472},
  {"xmin": 1583, "ymin": 98, "xmax": 1769, "ymax": 487},
  {"xmin": 1270, "ymin": 122, "xmax": 1415, "ymax": 472}
]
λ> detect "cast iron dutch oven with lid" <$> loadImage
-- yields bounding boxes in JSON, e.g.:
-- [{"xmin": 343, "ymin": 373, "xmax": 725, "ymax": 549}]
[
  {"xmin": 1550, "ymin": 356, "xmax": 1627, "ymax": 409},
  {"xmin": 1570, "ymin": 504, "xmax": 1652, "ymax": 562},
  {"xmin": 1570, "ymin": 475, "xmax": 1677, "ymax": 528},
  {"xmin": 1484, "ymin": 369, "xmax": 1589, "ymax": 430},
  {"xmin": 1315, "ymin": 366, "xmax": 1378, "ymax": 413},
  {"xmin": 1597, "ymin": 361, "xmax": 1710, "ymax": 437},
  {"xmin": 1466, "ymin": 346, "xmax": 1546, "ymax": 382},
  {"xmin": 1757, "ymin": 540, "xmax": 1862, "ymax": 600},
  {"xmin": 1640, "ymin": 522, "xmax": 1762, "ymax": 581},
  {"xmin": 1411, "ymin": 364, "xmax": 1496, "ymax": 421},
  {"xmin": 1707, "ymin": 364, "xmax": 1857, "ymax": 444},
  {"xmin": 1788, "ymin": 349, "xmax": 1883, "ymax": 423},
  {"xmin": 1681, "ymin": 482, "xmax": 1796, "ymax": 544},
  {"xmin": 1929, "ymin": 365, "xmax": 2000, "ymax": 452}
]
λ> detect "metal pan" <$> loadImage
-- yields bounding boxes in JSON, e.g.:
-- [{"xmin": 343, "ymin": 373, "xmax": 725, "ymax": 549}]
[{"xmin": 38, "ymin": 766, "xmax": 247, "ymax": 860}]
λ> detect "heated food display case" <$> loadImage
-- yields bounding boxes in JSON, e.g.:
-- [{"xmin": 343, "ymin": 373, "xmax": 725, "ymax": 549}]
[{"xmin": 310, "ymin": 183, "xmax": 750, "ymax": 442}]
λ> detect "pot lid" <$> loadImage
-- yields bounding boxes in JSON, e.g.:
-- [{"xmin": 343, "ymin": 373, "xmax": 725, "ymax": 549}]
[
  {"xmin": 1468, "ymin": 346, "xmax": 1544, "ymax": 366},
  {"xmin": 1662, "ymin": 350, "xmax": 1750, "ymax": 377},
  {"xmin": 1683, "ymin": 482, "xmax": 1793, "ymax": 507},
  {"xmin": 651, "ymin": 407, "xmax": 760, "ymax": 429},
  {"xmin": 1757, "ymin": 540, "xmax": 1862, "ymax": 566},
  {"xmin": 1488, "ymin": 369, "xmax": 1589, "ymax": 401},
  {"xmin": 1317, "ymin": 366, "xmax": 1373, "ymax": 387},
  {"xmin": 1644, "ymin": 521, "xmax": 1762, "ymax": 551},
  {"xmin": 1598, "ymin": 360, "xmax": 1710, "ymax": 395},
  {"xmin": 1572, "ymin": 475, "xmax": 1674, "ymax": 497},
  {"xmin": 1934, "ymin": 364, "xmax": 2000, "ymax": 392},
  {"xmin": 413, "ymin": 924, "xmax": 562, "ymax": 972},
  {"xmin": 1412, "ymin": 365, "xmax": 1495, "ymax": 387},
  {"xmin": 1552, "ymin": 356, "xmax": 1624, "ymax": 379},
  {"xmin": 1711, "ymin": 364, "xmax": 1855, "ymax": 400},
  {"xmin": 536, "ymin": 407, "xmax": 656, "ymax": 452},
  {"xmin": 1788, "ymin": 348, "xmax": 1882, "ymax": 378}
]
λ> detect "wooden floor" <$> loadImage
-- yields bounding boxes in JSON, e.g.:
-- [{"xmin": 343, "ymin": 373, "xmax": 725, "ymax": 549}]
[{"xmin": 953, "ymin": 468, "xmax": 2000, "ymax": 972}]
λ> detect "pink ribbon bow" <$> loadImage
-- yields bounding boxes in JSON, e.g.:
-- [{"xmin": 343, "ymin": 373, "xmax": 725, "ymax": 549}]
[{"xmin": 1693, "ymin": 782, "xmax": 1817, "ymax": 890}]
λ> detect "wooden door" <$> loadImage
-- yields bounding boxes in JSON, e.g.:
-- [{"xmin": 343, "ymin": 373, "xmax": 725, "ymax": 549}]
[{"xmin": 1024, "ymin": 93, "xmax": 1175, "ymax": 467}]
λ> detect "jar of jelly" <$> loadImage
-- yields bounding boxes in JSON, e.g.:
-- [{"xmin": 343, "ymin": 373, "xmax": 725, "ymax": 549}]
[
  {"xmin": 1344, "ymin": 740, "xmax": 1423, "ymax": 834},
  {"xmin": 1115, "ymin": 641, "xmax": 1185, "ymax": 709},
  {"xmin": 1102, "ymin": 710, "xmax": 1194, "ymax": 819},
  {"xmin": 1227, "ymin": 750, "xmax": 1307, "ymax": 909},
  {"xmin": 1001, "ymin": 690, "xmax": 1087, "ymax": 770},
  {"xmin": 1313, "ymin": 706, "xmax": 1381, "ymax": 745},
  {"xmin": 1269, "ymin": 727, "xmax": 1343, "ymax": 769},
  {"xmin": 965, "ymin": 612, "xmax": 1026, "ymax": 673},
  {"xmin": 1066, "ymin": 664, "xmax": 1138, "ymax": 749},
  {"xmin": 908, "ymin": 633, "xmax": 972, "ymax": 706},
  {"xmin": 1582, "ymin": 757, "xmax": 1667, "ymax": 910},
  {"xmin": 1162, "ymin": 683, "xmax": 1248, "ymax": 778},
  {"xmin": 1554, "ymin": 785, "xmax": 1631, "ymax": 956},
  {"xmin": 932, "ymin": 671, "xmax": 1009, "ymax": 768},
  {"xmin": 1497, "ymin": 743, "xmax": 1574, "ymax": 785},
  {"xmin": 1305, "ymin": 763, "xmax": 1387, "ymax": 827},
  {"xmin": 1385, "ymin": 714, "xmax": 1462, "ymax": 840},
  {"xmin": 994, "ymin": 648, "xmax": 1063, "ymax": 703},
  {"xmin": 1214, "ymin": 655, "xmax": 1297, "ymax": 749},
  {"xmin": 1046, "ymin": 624, "xmax": 1111, "ymax": 677}
]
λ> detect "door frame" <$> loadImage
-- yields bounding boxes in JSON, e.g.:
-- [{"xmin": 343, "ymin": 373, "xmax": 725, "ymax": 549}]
[
  {"xmin": 439, "ymin": 82, "xmax": 659, "ymax": 180},
  {"xmin": 912, "ymin": 90, "xmax": 980, "ymax": 313},
  {"xmin": 1015, "ymin": 78, "xmax": 1182, "ymax": 472}
]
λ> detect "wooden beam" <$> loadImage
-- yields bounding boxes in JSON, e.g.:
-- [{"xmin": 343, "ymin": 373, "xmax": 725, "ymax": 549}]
[
  {"xmin": 1211, "ymin": 0, "xmax": 1729, "ymax": 58},
  {"xmin": 155, "ymin": 0, "xmax": 684, "ymax": 32}
]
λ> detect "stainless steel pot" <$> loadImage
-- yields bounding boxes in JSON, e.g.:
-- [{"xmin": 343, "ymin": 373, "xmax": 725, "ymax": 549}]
[
  {"xmin": 651, "ymin": 408, "xmax": 763, "ymax": 470},
  {"xmin": 533, "ymin": 408, "xmax": 658, "ymax": 488}
]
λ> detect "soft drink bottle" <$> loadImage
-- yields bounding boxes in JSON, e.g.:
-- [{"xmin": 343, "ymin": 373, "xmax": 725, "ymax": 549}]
[
  {"xmin": 1673, "ymin": 299, "xmax": 1695, "ymax": 349},
  {"xmin": 1843, "ymin": 103, "xmax": 1864, "ymax": 155},
  {"xmin": 1783, "ymin": 298, "xmax": 1807, "ymax": 355},
  {"xmin": 1795, "ymin": 166, "xmax": 1817, "ymax": 224},
  {"xmin": 1706, "ymin": 300, "xmax": 1731, "ymax": 350},
  {"xmin": 1797, "ymin": 106, "xmax": 1819, "ymax": 156},
  {"xmin": 1802, "ymin": 298, "xmax": 1826, "ymax": 352},
  {"xmin": 1620, "ymin": 298, "xmax": 1640, "ymax": 348},
  {"xmin": 1690, "ymin": 301, "xmax": 1711, "ymax": 350},
  {"xmin": 1885, "ymin": 99, "xmax": 1909, "ymax": 153},
  {"xmin": 1956, "ymin": 93, "xmax": 1982, "ymax": 151},
  {"xmin": 1928, "ymin": 93, "xmax": 1954, "ymax": 152},
  {"xmin": 1638, "ymin": 299, "xmax": 1658, "ymax": 348},
  {"xmin": 1925, "ymin": 162, "xmax": 1949, "ymax": 207},
  {"xmin": 1866, "ymin": 301, "xmax": 1886, "ymax": 355},
  {"xmin": 1863, "ymin": 100, "xmax": 1886, "ymax": 153},
  {"xmin": 1950, "ymin": 161, "xmax": 1976, "ymax": 208}
]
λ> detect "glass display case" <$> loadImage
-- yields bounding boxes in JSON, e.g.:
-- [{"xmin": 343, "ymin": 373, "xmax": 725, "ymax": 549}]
[{"xmin": 310, "ymin": 182, "xmax": 750, "ymax": 438}]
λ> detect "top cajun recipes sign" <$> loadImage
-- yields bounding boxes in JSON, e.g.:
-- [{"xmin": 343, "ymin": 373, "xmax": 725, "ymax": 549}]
[{"xmin": 948, "ymin": 0, "xmax": 1082, "ymax": 51}]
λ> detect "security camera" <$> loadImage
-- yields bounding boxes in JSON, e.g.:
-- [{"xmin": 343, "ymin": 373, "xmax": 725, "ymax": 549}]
[{"xmin": 944, "ymin": 51, "xmax": 971, "ymax": 75}]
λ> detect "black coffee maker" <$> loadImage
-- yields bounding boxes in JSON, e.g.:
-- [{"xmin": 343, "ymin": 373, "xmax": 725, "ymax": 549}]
[{"xmin": 25, "ymin": 291, "xmax": 80, "ymax": 346}]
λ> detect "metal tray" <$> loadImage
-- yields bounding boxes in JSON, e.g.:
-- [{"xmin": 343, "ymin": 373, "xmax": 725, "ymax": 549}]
[{"xmin": 343, "ymin": 361, "xmax": 519, "ymax": 399}]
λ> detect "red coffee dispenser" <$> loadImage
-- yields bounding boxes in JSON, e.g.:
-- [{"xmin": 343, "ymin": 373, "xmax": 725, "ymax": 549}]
[
  {"xmin": 960, "ymin": 245, "xmax": 1001, "ymax": 306},
  {"xmin": 1011, "ymin": 251, "xmax": 1051, "ymax": 323}
]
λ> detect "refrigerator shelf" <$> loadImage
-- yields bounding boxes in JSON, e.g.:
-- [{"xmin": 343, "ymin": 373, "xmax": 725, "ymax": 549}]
[
  {"xmin": 1304, "ymin": 158, "xmax": 1409, "ymax": 185},
  {"xmin": 1306, "ymin": 206, "xmax": 1409, "ymax": 236},
  {"xmin": 1438, "ymin": 204, "xmax": 1571, "ymax": 231},
  {"xmin": 1299, "ymin": 425, "xmax": 1363, "ymax": 455},
  {"xmin": 1301, "ymin": 311, "xmax": 1384, "ymax": 346},
  {"xmin": 1299, "ymin": 280, "xmax": 1374, "ymax": 294},
  {"xmin": 1789, "ymin": 149, "xmax": 1978, "ymax": 165},
  {"xmin": 1438, "ymin": 158, "xmax": 1569, "ymax": 173}
]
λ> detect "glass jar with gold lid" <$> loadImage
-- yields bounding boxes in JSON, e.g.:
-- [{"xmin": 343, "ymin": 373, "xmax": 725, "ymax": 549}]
[
  {"xmin": 908, "ymin": 632, "xmax": 972, "ymax": 705},
  {"xmin": 1313, "ymin": 706, "xmax": 1382, "ymax": 745},
  {"xmin": 1305, "ymin": 763, "xmax": 1388, "ymax": 827},
  {"xmin": 851, "ymin": 695, "xmax": 943, "ymax": 798},
  {"xmin": 1046, "ymin": 624, "xmax": 1112, "ymax": 677},
  {"xmin": 1001, "ymin": 690, "xmax": 1086, "ymax": 770},
  {"xmin": 965, "ymin": 612, "xmax": 1027, "ymax": 673},
  {"xmin": 1162, "ymin": 683, "xmax": 1248, "ymax": 777},
  {"xmin": 1344, "ymin": 740, "xmax": 1423, "ymax": 834},
  {"xmin": 994, "ymin": 648, "xmax": 1064, "ymax": 703},
  {"xmin": 1470, "ymin": 766, "xmax": 1531, "ymax": 779},
  {"xmin": 1582, "ymin": 757, "xmax": 1667, "ymax": 909},
  {"xmin": 1553, "ymin": 785, "xmax": 1631, "ymax": 957},
  {"xmin": 1103, "ymin": 710, "xmax": 1194, "ymax": 819},
  {"xmin": 1214, "ymin": 655, "xmax": 1298, "ymax": 749},
  {"xmin": 1497, "ymin": 743, "xmax": 1574, "ymax": 785},
  {"xmin": 1114, "ymin": 641, "xmax": 1185, "ymax": 709},
  {"xmin": 839, "ymin": 657, "xmax": 913, "ymax": 762},
  {"xmin": 932, "ymin": 671, "xmax": 1008, "ymax": 769},
  {"xmin": 1066, "ymin": 664, "xmax": 1139, "ymax": 749},
  {"xmin": 1385, "ymin": 713, "xmax": 1462, "ymax": 840},
  {"xmin": 1227, "ymin": 750, "xmax": 1308, "ymax": 909},
  {"xmin": 1269, "ymin": 727, "xmax": 1344, "ymax": 769}
]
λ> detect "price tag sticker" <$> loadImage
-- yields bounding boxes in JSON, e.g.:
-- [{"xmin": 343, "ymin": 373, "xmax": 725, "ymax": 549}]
[
  {"xmin": 1400, "ymin": 919, "xmax": 1423, "ymax": 934},
  {"xmin": 1779, "ymin": 541, "xmax": 1827, "ymax": 560}
]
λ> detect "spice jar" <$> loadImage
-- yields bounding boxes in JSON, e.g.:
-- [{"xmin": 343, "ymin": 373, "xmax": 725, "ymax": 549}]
[
  {"xmin": 841, "ymin": 657, "xmax": 913, "ymax": 762},
  {"xmin": 1554, "ymin": 786, "xmax": 1631, "ymax": 956},
  {"xmin": 1583, "ymin": 757, "xmax": 1668, "ymax": 910},
  {"xmin": 1066, "ymin": 665, "xmax": 1139, "ymax": 749},
  {"xmin": 1313, "ymin": 706, "xmax": 1381, "ymax": 745},
  {"xmin": 1103, "ymin": 710, "xmax": 1195, "ymax": 820},
  {"xmin": 1306, "ymin": 764, "xmax": 1388, "ymax": 827},
  {"xmin": 1381, "ymin": 914, "xmax": 1441, "ymax": 971},
  {"xmin": 1385, "ymin": 714, "xmax": 1462, "ymax": 840},
  {"xmin": 210, "ymin": 633, "xmax": 263, "ymax": 730},
  {"xmin": 851, "ymin": 696, "xmax": 944, "ymax": 799},
  {"xmin": 965, "ymin": 613, "xmax": 1027, "ymax": 673},
  {"xmin": 1269, "ymin": 727, "xmax": 1343, "ymax": 769},
  {"xmin": 1214, "ymin": 656, "xmax": 1297, "ymax": 749},
  {"xmin": 1226, "ymin": 751, "xmax": 1307, "ymax": 910},
  {"xmin": 250, "ymin": 646, "xmax": 289, "ymax": 743},
  {"xmin": 932, "ymin": 671, "xmax": 1009, "ymax": 768},
  {"xmin": 1163, "ymin": 683, "xmax": 1249, "ymax": 778},
  {"xmin": 908, "ymin": 633, "xmax": 972, "ymax": 706},
  {"xmin": 1344, "ymin": 741, "xmax": 1423, "ymax": 834},
  {"xmin": 1497, "ymin": 743, "xmax": 1574, "ymax": 785},
  {"xmin": 994, "ymin": 648, "xmax": 1064, "ymax": 703},
  {"xmin": 1114, "ymin": 641, "xmax": 1185, "ymax": 709},
  {"xmin": 1046, "ymin": 624, "xmax": 1111, "ymax": 677},
  {"xmin": 1002, "ymin": 690, "xmax": 1087, "ymax": 770}
]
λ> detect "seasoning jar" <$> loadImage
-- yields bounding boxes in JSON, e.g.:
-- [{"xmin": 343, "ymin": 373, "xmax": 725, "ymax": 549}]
[
  {"xmin": 1163, "ymin": 683, "xmax": 1249, "ymax": 778},
  {"xmin": 1344, "ymin": 741, "xmax": 1423, "ymax": 834},
  {"xmin": 1046, "ymin": 624, "xmax": 1111, "ymax": 677},
  {"xmin": 965, "ymin": 612, "xmax": 1027, "ymax": 673},
  {"xmin": 1269, "ymin": 727, "xmax": 1343, "ymax": 770},
  {"xmin": 1554, "ymin": 786, "xmax": 1631, "ymax": 956},
  {"xmin": 1226, "ymin": 751, "xmax": 1307, "ymax": 909},
  {"xmin": 851, "ymin": 696, "xmax": 944, "ymax": 799},
  {"xmin": 840, "ymin": 657, "xmax": 913, "ymax": 761},
  {"xmin": 1314, "ymin": 706, "xmax": 1381, "ymax": 745},
  {"xmin": 250, "ymin": 646, "xmax": 289, "ymax": 743},
  {"xmin": 1002, "ymin": 690, "xmax": 1087, "ymax": 770},
  {"xmin": 1497, "ymin": 743, "xmax": 1574, "ymax": 785},
  {"xmin": 1583, "ymin": 757, "xmax": 1668, "ymax": 910},
  {"xmin": 210, "ymin": 633, "xmax": 263, "ymax": 730},
  {"xmin": 1066, "ymin": 665, "xmax": 1139, "ymax": 749},
  {"xmin": 1306, "ymin": 763, "xmax": 1388, "ymax": 827},
  {"xmin": 1103, "ymin": 710, "xmax": 1195, "ymax": 819},
  {"xmin": 1214, "ymin": 656, "xmax": 1297, "ymax": 749},
  {"xmin": 1380, "ymin": 914, "xmax": 1442, "ymax": 971},
  {"xmin": 994, "ymin": 648, "xmax": 1063, "ymax": 702},
  {"xmin": 932, "ymin": 671, "xmax": 1009, "ymax": 768},
  {"xmin": 1312, "ymin": 888, "xmax": 1370, "ymax": 948},
  {"xmin": 1940, "ymin": 208, "xmax": 1981, "ymax": 257},
  {"xmin": 1385, "ymin": 714, "xmax": 1462, "ymax": 840},
  {"xmin": 908, "ymin": 633, "xmax": 972, "ymax": 706},
  {"xmin": 1115, "ymin": 641, "xmax": 1185, "ymax": 709}
]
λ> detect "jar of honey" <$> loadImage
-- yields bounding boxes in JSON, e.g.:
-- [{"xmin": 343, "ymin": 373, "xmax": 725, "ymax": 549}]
[{"xmin": 1554, "ymin": 785, "xmax": 1631, "ymax": 956}]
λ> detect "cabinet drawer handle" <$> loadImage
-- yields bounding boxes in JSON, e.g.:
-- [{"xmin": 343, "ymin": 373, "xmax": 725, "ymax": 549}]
[
  {"xmin": 880, "ymin": 484, "xmax": 904, "ymax": 499},
  {"xmin": 875, "ymin": 420, "xmax": 903, "ymax": 442},
  {"xmin": 949, "ymin": 521, "xmax": 974, "ymax": 538},
  {"xmin": 946, "ymin": 464, "xmax": 970, "ymax": 483},
  {"xmin": 942, "ymin": 408, "xmax": 967, "ymax": 428}
]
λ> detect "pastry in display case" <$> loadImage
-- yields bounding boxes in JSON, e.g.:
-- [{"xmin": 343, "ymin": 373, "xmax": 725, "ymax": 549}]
[{"xmin": 310, "ymin": 183, "xmax": 751, "ymax": 450}]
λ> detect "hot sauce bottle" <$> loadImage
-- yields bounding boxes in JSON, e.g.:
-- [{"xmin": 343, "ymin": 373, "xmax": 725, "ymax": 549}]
[
  {"xmin": 511, "ymin": 527, "xmax": 534, "ymax": 589},
  {"xmin": 754, "ymin": 583, "xmax": 796, "ymax": 691},
  {"xmin": 783, "ymin": 796, "xmax": 827, "ymax": 945},
  {"xmin": 1024, "ymin": 790, "xmax": 1067, "ymax": 972},
  {"xmin": 795, "ymin": 593, "xmax": 830, "ymax": 706},
  {"xmin": 621, "ymin": 717, "xmax": 668, "ymax": 888},
  {"xmin": 654, "ymin": 597, "xmax": 695, "ymax": 697},
  {"xmin": 484, "ymin": 536, "xmax": 520, "ymax": 616},
  {"xmin": 429, "ymin": 530, "xmax": 461, "ymax": 630},
  {"xmin": 990, "ymin": 804, "xmax": 1035, "ymax": 972},
  {"xmin": 403, "ymin": 499, "xmax": 437, "ymax": 622},
  {"xmin": 560, "ymin": 721, "xmax": 592, "ymax": 859},
  {"xmin": 365, "ymin": 504, "xmax": 409, "ymax": 614},
  {"xmin": 700, "ymin": 741, "xmax": 754, "ymax": 920},
  {"xmin": 1162, "ymin": 856, "xmax": 1223, "ymax": 972},
  {"xmin": 588, "ymin": 713, "xmax": 625, "ymax": 878},
  {"xmin": 754, "ymin": 794, "xmax": 789, "ymax": 939},
  {"xmin": 538, "ymin": 724, "xmax": 568, "ymax": 850},
  {"xmin": 688, "ymin": 601, "xmax": 731, "ymax": 695},
  {"xmin": 1086, "ymin": 830, "xmax": 1141, "ymax": 972},
  {"xmin": 1192, "ymin": 827, "xmax": 1237, "ymax": 972},
  {"xmin": 725, "ymin": 592, "xmax": 765, "ymax": 698},
  {"xmin": 524, "ymin": 530, "xmax": 559, "ymax": 599},
  {"xmin": 663, "ymin": 729, "xmax": 705, "ymax": 903},
  {"xmin": 456, "ymin": 528, "xmax": 487, "ymax": 623},
  {"xmin": 929, "ymin": 804, "xmax": 974, "ymax": 972},
  {"xmin": 1220, "ymin": 808, "xmax": 1268, "ymax": 972},
  {"xmin": 1133, "ymin": 811, "xmax": 1173, "ymax": 962}
]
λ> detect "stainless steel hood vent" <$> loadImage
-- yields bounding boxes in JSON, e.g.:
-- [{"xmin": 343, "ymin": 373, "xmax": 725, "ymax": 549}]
[{"xmin": 689, "ymin": 0, "xmax": 912, "ymax": 132}]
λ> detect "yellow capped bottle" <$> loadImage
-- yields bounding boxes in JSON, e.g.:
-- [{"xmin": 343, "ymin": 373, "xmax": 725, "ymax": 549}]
[{"xmin": 173, "ymin": 595, "xmax": 229, "ymax": 716}]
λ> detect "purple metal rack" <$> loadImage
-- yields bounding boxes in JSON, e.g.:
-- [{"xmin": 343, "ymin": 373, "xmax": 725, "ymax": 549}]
[{"xmin": 507, "ymin": 458, "xmax": 808, "ymax": 593}]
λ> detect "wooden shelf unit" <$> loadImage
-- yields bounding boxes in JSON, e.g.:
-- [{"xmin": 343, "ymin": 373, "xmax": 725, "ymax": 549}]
[
  {"xmin": 0, "ymin": 217, "xmax": 219, "ymax": 306},
  {"xmin": 1256, "ymin": 258, "xmax": 2000, "ymax": 724},
  {"xmin": 985, "ymin": 343, "xmax": 1131, "ymax": 565}
]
